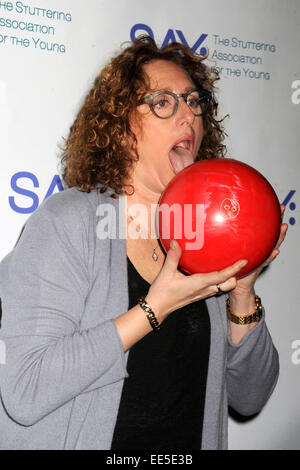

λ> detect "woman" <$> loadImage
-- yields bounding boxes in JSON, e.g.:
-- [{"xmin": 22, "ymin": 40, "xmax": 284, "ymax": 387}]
[{"xmin": 0, "ymin": 36, "xmax": 287, "ymax": 450}]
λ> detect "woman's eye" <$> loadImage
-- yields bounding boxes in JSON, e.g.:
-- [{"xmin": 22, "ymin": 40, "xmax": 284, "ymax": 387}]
[
  {"xmin": 155, "ymin": 100, "xmax": 168, "ymax": 108},
  {"xmin": 153, "ymin": 95, "xmax": 172, "ymax": 108},
  {"xmin": 188, "ymin": 98, "xmax": 200, "ymax": 108}
]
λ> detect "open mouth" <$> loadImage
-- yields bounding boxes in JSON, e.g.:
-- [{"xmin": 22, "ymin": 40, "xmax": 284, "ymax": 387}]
[{"xmin": 168, "ymin": 139, "xmax": 195, "ymax": 175}]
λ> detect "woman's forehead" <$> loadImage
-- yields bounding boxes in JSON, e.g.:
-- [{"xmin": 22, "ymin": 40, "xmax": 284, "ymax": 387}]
[{"xmin": 142, "ymin": 60, "xmax": 195, "ymax": 92}]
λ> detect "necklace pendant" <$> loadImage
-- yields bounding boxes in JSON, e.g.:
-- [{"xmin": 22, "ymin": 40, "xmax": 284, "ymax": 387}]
[{"xmin": 152, "ymin": 249, "xmax": 158, "ymax": 262}]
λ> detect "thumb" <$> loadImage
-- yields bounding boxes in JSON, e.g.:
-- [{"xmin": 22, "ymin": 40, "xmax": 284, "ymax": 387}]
[{"xmin": 163, "ymin": 240, "xmax": 182, "ymax": 272}]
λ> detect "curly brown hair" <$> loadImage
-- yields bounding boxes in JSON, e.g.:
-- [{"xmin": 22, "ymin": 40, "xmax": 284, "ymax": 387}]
[{"xmin": 61, "ymin": 35, "xmax": 227, "ymax": 197}]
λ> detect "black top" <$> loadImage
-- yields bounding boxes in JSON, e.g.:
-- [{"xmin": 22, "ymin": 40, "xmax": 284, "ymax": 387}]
[{"xmin": 111, "ymin": 257, "xmax": 210, "ymax": 450}]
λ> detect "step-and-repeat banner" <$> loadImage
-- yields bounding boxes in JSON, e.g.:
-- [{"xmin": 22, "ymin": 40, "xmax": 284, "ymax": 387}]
[{"xmin": 0, "ymin": 0, "xmax": 299, "ymax": 449}]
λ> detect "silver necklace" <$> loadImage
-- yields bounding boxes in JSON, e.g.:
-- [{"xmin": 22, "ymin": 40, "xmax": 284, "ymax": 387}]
[
  {"xmin": 152, "ymin": 246, "xmax": 159, "ymax": 262},
  {"xmin": 127, "ymin": 216, "xmax": 159, "ymax": 262}
]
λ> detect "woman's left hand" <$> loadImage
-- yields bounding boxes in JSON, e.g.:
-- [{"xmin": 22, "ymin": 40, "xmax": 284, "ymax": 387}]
[{"xmin": 229, "ymin": 204, "xmax": 288, "ymax": 297}]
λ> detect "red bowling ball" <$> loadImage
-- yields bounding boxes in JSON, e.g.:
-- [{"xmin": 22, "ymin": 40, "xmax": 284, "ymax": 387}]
[{"xmin": 157, "ymin": 158, "xmax": 281, "ymax": 278}]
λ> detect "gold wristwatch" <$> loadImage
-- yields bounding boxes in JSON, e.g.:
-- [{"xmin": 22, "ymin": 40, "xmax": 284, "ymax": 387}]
[{"xmin": 226, "ymin": 295, "xmax": 262, "ymax": 325}]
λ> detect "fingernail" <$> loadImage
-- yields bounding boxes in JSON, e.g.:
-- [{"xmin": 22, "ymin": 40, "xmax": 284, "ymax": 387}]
[
  {"xmin": 170, "ymin": 240, "xmax": 176, "ymax": 250},
  {"xmin": 241, "ymin": 260, "xmax": 248, "ymax": 266}
]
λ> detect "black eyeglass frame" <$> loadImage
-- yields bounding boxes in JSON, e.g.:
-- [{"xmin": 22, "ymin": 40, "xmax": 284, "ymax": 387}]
[{"xmin": 138, "ymin": 88, "xmax": 212, "ymax": 119}]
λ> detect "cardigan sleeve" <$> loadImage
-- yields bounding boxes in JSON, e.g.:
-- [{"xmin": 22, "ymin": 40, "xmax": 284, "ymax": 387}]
[
  {"xmin": 226, "ymin": 310, "xmax": 279, "ymax": 416},
  {"xmin": 0, "ymin": 203, "xmax": 127, "ymax": 427}
]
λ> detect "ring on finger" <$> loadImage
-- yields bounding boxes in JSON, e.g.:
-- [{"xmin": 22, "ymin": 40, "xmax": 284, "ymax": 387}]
[{"xmin": 216, "ymin": 284, "xmax": 223, "ymax": 295}]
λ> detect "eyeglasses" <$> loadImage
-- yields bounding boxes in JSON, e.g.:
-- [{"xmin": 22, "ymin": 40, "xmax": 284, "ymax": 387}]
[{"xmin": 138, "ymin": 88, "xmax": 212, "ymax": 119}]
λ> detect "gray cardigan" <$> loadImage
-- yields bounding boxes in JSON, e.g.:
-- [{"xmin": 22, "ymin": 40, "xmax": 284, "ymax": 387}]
[{"xmin": 0, "ymin": 187, "xmax": 279, "ymax": 450}]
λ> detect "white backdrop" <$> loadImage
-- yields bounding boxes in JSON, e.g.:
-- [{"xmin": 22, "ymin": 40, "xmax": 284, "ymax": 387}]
[{"xmin": 0, "ymin": 0, "xmax": 299, "ymax": 449}]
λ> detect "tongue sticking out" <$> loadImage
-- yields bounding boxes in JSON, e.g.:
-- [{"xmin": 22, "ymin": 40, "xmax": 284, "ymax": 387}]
[{"xmin": 169, "ymin": 146, "xmax": 194, "ymax": 175}]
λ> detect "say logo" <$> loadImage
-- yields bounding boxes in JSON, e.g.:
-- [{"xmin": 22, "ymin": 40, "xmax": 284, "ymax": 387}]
[
  {"xmin": 9, "ymin": 172, "xmax": 64, "ymax": 214},
  {"xmin": 130, "ymin": 23, "xmax": 208, "ymax": 55}
]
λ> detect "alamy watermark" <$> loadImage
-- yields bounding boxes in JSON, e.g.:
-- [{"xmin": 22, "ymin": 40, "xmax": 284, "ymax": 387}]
[
  {"xmin": 291, "ymin": 79, "xmax": 300, "ymax": 104},
  {"xmin": 291, "ymin": 340, "xmax": 300, "ymax": 365},
  {"xmin": 96, "ymin": 199, "xmax": 206, "ymax": 250}
]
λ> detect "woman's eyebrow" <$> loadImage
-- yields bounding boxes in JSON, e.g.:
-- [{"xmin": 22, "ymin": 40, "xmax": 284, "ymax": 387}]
[{"xmin": 148, "ymin": 85, "xmax": 196, "ymax": 93}]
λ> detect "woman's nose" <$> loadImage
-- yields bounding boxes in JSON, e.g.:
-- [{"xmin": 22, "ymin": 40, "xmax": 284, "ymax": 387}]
[{"xmin": 175, "ymin": 98, "xmax": 195, "ymax": 126}]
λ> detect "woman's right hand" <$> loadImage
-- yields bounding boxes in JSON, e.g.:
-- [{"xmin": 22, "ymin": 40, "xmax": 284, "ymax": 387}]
[
  {"xmin": 115, "ymin": 240, "xmax": 248, "ymax": 351},
  {"xmin": 146, "ymin": 240, "xmax": 248, "ymax": 323}
]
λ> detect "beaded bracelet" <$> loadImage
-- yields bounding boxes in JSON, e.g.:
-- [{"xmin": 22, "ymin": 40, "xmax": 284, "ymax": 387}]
[{"xmin": 138, "ymin": 297, "xmax": 161, "ymax": 333}]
